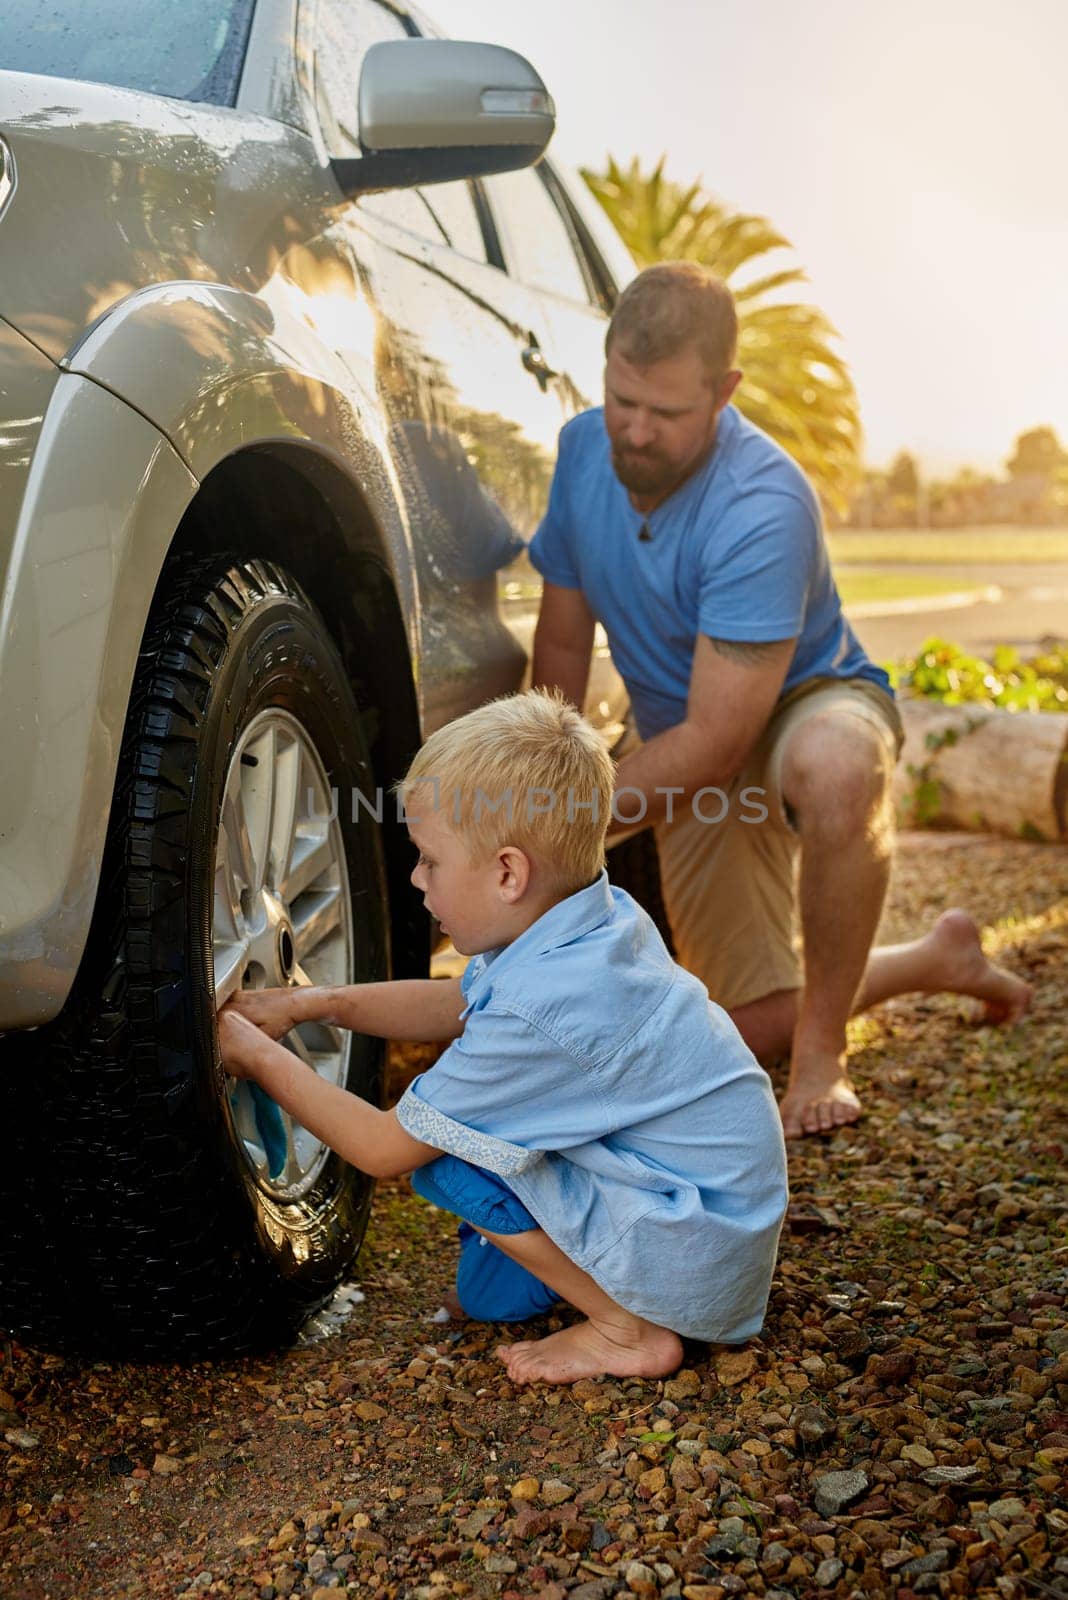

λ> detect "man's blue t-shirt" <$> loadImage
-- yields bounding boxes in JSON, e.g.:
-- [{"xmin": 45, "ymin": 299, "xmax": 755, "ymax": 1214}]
[{"xmin": 528, "ymin": 404, "xmax": 890, "ymax": 740}]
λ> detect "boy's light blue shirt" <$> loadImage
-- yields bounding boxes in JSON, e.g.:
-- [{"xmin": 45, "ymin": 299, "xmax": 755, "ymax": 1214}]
[
  {"xmin": 395, "ymin": 871, "xmax": 788, "ymax": 1343},
  {"xmin": 528, "ymin": 405, "xmax": 890, "ymax": 741}
]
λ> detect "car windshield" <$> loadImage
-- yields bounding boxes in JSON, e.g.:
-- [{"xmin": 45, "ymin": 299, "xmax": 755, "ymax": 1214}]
[{"xmin": 0, "ymin": 0, "xmax": 256, "ymax": 105}]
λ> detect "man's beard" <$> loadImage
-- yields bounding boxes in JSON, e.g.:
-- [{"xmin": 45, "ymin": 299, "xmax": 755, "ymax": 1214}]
[{"xmin": 610, "ymin": 446, "xmax": 679, "ymax": 496}]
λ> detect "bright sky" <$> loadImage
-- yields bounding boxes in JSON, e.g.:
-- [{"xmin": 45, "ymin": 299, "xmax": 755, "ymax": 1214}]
[{"xmin": 438, "ymin": 0, "xmax": 1068, "ymax": 476}]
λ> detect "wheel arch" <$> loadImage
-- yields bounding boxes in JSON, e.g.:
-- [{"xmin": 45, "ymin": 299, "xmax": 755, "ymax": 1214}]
[{"xmin": 170, "ymin": 440, "xmax": 428, "ymax": 980}]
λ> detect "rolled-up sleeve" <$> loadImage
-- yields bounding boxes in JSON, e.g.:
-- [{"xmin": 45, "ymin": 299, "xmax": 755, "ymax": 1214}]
[{"xmin": 394, "ymin": 1005, "xmax": 610, "ymax": 1177}]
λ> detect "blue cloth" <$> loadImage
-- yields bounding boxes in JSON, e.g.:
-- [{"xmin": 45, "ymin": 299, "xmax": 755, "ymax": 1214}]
[
  {"xmin": 412, "ymin": 1157, "xmax": 559, "ymax": 1322},
  {"xmin": 248, "ymin": 1082, "xmax": 287, "ymax": 1180},
  {"xmin": 396, "ymin": 872, "xmax": 788, "ymax": 1343},
  {"xmin": 528, "ymin": 404, "xmax": 889, "ymax": 741}
]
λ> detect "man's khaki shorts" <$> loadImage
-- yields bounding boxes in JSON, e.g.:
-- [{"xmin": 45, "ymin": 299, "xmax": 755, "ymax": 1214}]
[{"xmin": 651, "ymin": 677, "xmax": 905, "ymax": 1011}]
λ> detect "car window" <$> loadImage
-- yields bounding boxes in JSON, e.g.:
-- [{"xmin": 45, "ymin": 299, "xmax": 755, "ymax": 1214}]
[
  {"xmin": 420, "ymin": 182, "xmax": 488, "ymax": 264},
  {"xmin": 0, "ymin": 0, "xmax": 255, "ymax": 104},
  {"xmin": 315, "ymin": 0, "xmax": 411, "ymax": 159},
  {"xmin": 551, "ymin": 161, "xmax": 638, "ymax": 301},
  {"xmin": 482, "ymin": 167, "xmax": 593, "ymax": 305},
  {"xmin": 357, "ymin": 188, "xmax": 449, "ymax": 244}
]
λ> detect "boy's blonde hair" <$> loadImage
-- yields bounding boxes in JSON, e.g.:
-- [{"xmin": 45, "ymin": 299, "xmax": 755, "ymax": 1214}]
[{"xmin": 400, "ymin": 690, "xmax": 615, "ymax": 891}]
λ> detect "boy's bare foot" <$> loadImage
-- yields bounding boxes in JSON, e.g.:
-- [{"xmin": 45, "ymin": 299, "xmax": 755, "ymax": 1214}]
[
  {"xmin": 779, "ymin": 1065, "xmax": 861, "ymax": 1140},
  {"xmin": 496, "ymin": 1315, "xmax": 682, "ymax": 1386},
  {"xmin": 923, "ymin": 909, "xmax": 1032, "ymax": 1024},
  {"xmin": 440, "ymin": 1288, "xmax": 467, "ymax": 1320}
]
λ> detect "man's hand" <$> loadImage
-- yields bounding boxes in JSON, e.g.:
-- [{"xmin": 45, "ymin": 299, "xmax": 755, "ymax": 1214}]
[
  {"xmin": 217, "ymin": 1006, "xmax": 271, "ymax": 1080},
  {"xmin": 226, "ymin": 985, "xmax": 309, "ymax": 1041}
]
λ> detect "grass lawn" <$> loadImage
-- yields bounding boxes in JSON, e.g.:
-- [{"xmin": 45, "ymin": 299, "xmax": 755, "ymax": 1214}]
[
  {"xmin": 828, "ymin": 526, "xmax": 1068, "ymax": 564},
  {"xmin": 834, "ymin": 570, "xmax": 986, "ymax": 607}
]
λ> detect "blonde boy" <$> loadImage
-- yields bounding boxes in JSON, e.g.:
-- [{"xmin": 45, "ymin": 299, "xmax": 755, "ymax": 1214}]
[{"xmin": 219, "ymin": 691, "xmax": 787, "ymax": 1384}]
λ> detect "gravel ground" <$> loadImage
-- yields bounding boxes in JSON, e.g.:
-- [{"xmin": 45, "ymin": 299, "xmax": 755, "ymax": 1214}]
[{"xmin": 1, "ymin": 831, "xmax": 1065, "ymax": 1600}]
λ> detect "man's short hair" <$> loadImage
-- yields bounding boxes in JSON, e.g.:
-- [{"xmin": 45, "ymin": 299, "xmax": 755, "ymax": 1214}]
[
  {"xmin": 399, "ymin": 690, "xmax": 614, "ymax": 892},
  {"xmin": 606, "ymin": 262, "xmax": 738, "ymax": 381}
]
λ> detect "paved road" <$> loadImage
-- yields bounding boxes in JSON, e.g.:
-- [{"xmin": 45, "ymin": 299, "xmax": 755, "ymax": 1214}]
[{"xmin": 841, "ymin": 562, "xmax": 1068, "ymax": 661}]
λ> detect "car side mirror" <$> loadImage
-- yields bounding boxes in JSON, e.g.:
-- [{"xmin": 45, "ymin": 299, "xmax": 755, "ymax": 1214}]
[{"xmin": 330, "ymin": 38, "xmax": 556, "ymax": 197}]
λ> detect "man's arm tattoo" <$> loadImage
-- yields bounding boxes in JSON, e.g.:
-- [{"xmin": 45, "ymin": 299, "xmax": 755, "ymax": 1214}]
[{"xmin": 707, "ymin": 637, "xmax": 791, "ymax": 665}]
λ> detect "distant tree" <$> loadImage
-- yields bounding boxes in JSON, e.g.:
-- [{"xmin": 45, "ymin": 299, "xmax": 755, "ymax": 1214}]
[
  {"xmin": 887, "ymin": 451, "xmax": 920, "ymax": 499},
  {"xmin": 582, "ymin": 155, "xmax": 862, "ymax": 510},
  {"xmin": 1006, "ymin": 426, "xmax": 1068, "ymax": 480}
]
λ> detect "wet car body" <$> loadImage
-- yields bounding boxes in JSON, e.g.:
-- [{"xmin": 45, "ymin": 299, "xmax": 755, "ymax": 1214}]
[{"xmin": 0, "ymin": 0, "xmax": 635, "ymax": 1354}]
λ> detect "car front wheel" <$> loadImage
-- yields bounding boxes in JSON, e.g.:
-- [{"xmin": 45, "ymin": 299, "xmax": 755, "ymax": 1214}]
[{"xmin": 1, "ymin": 556, "xmax": 389, "ymax": 1359}]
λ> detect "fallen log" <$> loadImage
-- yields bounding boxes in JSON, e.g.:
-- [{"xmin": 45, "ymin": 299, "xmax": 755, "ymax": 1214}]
[{"xmin": 892, "ymin": 697, "xmax": 1068, "ymax": 840}]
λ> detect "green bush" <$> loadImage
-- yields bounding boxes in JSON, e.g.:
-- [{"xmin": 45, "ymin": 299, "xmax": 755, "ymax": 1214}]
[{"xmin": 887, "ymin": 637, "xmax": 1068, "ymax": 712}]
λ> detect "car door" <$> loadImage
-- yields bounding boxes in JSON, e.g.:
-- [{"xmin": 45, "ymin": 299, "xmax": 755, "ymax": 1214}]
[
  {"xmin": 478, "ymin": 161, "xmax": 634, "ymax": 738},
  {"xmin": 309, "ymin": 0, "xmax": 570, "ymax": 733}
]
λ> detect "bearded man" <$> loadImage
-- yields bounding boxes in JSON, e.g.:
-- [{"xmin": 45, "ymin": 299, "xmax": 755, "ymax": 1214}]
[{"xmin": 530, "ymin": 262, "xmax": 1028, "ymax": 1138}]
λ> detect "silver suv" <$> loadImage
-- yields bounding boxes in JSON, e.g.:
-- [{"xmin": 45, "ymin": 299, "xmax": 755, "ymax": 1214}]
[{"xmin": 0, "ymin": 0, "xmax": 636, "ymax": 1356}]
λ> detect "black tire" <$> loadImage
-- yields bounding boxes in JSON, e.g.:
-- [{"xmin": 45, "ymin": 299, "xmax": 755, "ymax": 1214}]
[
  {"xmin": 607, "ymin": 830, "xmax": 676, "ymax": 956},
  {"xmin": 0, "ymin": 557, "xmax": 388, "ymax": 1359}
]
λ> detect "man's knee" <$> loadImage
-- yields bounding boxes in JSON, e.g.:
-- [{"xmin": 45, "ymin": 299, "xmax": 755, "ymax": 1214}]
[{"xmin": 781, "ymin": 714, "xmax": 893, "ymax": 839}]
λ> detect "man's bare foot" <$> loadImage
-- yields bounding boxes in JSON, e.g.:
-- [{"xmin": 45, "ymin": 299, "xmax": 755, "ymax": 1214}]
[
  {"xmin": 496, "ymin": 1316, "xmax": 683, "ymax": 1386},
  {"xmin": 923, "ymin": 909, "xmax": 1032, "ymax": 1024},
  {"xmin": 779, "ymin": 1066, "xmax": 861, "ymax": 1140}
]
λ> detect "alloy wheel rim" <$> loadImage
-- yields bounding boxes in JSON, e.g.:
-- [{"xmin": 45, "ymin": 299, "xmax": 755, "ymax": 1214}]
[{"xmin": 213, "ymin": 708, "xmax": 352, "ymax": 1199}]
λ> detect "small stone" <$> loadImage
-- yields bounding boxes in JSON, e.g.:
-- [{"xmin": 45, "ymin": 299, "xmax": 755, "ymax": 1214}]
[
  {"xmin": 920, "ymin": 1465, "xmax": 979, "ymax": 1487},
  {"xmin": 663, "ymin": 1369, "xmax": 702, "ymax": 1401},
  {"xmin": 682, "ymin": 1587, "xmax": 726, "ymax": 1600},
  {"xmin": 455, "ymin": 1508, "xmax": 494, "ymax": 1539},
  {"xmin": 815, "ymin": 1557, "xmax": 844, "ymax": 1587},
  {"xmin": 813, "ymin": 1469, "xmax": 869, "ymax": 1517},
  {"xmin": 715, "ymin": 1349, "xmax": 758, "ymax": 1387},
  {"xmin": 901, "ymin": 1443, "xmax": 936, "ymax": 1468},
  {"xmin": 3, "ymin": 1430, "xmax": 38, "ymax": 1450},
  {"xmin": 865, "ymin": 1350, "xmax": 916, "ymax": 1386},
  {"xmin": 152, "ymin": 1454, "xmax": 182, "ymax": 1475},
  {"xmin": 483, "ymin": 1555, "xmax": 517, "ymax": 1574},
  {"xmin": 988, "ymin": 1496, "xmax": 1027, "ymax": 1520},
  {"xmin": 626, "ymin": 1561, "xmax": 657, "ymax": 1592},
  {"xmin": 639, "ymin": 1466, "xmax": 666, "ymax": 1495},
  {"xmin": 761, "ymin": 1541, "xmax": 792, "ymax": 1572},
  {"xmin": 900, "ymin": 1550, "xmax": 950, "ymax": 1577},
  {"xmin": 540, "ymin": 1478, "xmax": 574, "ymax": 1506},
  {"xmin": 794, "ymin": 1404, "xmax": 834, "ymax": 1448},
  {"xmin": 509, "ymin": 1477, "xmax": 539, "ymax": 1502},
  {"xmin": 354, "ymin": 1400, "xmax": 386, "ymax": 1421}
]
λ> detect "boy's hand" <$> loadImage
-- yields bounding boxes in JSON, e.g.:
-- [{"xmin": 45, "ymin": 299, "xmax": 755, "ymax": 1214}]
[
  {"xmin": 217, "ymin": 1006, "xmax": 270, "ymax": 1080},
  {"xmin": 225, "ymin": 984, "xmax": 308, "ymax": 1040}
]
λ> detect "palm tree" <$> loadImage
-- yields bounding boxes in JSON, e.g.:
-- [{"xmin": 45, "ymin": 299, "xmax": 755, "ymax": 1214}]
[{"xmin": 582, "ymin": 155, "xmax": 862, "ymax": 511}]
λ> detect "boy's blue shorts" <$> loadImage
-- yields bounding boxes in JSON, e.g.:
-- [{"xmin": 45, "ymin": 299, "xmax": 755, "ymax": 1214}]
[{"xmin": 411, "ymin": 1155, "xmax": 559, "ymax": 1323}]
